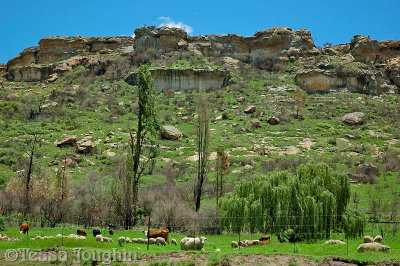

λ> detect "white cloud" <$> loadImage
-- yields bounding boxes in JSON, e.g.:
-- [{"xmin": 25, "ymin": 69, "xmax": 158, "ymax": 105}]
[{"xmin": 158, "ymin": 17, "xmax": 193, "ymax": 35}]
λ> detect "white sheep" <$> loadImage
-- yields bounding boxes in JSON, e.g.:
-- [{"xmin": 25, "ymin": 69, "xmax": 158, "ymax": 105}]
[
  {"xmin": 125, "ymin": 237, "xmax": 132, "ymax": 243},
  {"xmin": 180, "ymin": 236, "xmax": 207, "ymax": 251},
  {"xmin": 56, "ymin": 234, "xmax": 62, "ymax": 238},
  {"xmin": 215, "ymin": 248, "xmax": 221, "ymax": 252},
  {"xmin": 171, "ymin": 239, "xmax": 177, "ymax": 245},
  {"xmin": 149, "ymin": 238, "xmax": 157, "ymax": 245},
  {"xmin": 357, "ymin": 242, "xmax": 390, "ymax": 253},
  {"xmin": 231, "ymin": 241, "xmax": 238, "ymax": 248},
  {"xmin": 156, "ymin": 237, "xmax": 166, "ymax": 246},
  {"xmin": 118, "ymin": 237, "xmax": 125, "ymax": 247},
  {"xmin": 374, "ymin": 235, "xmax": 383, "ymax": 243},
  {"xmin": 137, "ymin": 238, "xmax": 145, "ymax": 244},
  {"xmin": 78, "ymin": 236, "xmax": 86, "ymax": 240},
  {"xmin": 323, "ymin": 239, "xmax": 346, "ymax": 245},
  {"xmin": 364, "ymin": 235, "xmax": 374, "ymax": 243},
  {"xmin": 95, "ymin": 235, "xmax": 104, "ymax": 242},
  {"xmin": 103, "ymin": 237, "xmax": 113, "ymax": 243},
  {"xmin": 132, "ymin": 238, "xmax": 138, "ymax": 243}
]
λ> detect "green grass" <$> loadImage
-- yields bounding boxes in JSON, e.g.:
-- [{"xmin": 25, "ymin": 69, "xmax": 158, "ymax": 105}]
[{"xmin": 0, "ymin": 227, "xmax": 399, "ymax": 263}]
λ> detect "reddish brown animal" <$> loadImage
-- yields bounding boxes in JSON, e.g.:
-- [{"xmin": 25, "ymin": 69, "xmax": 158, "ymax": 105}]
[
  {"xmin": 109, "ymin": 229, "xmax": 114, "ymax": 236},
  {"xmin": 77, "ymin": 229, "xmax": 87, "ymax": 236},
  {"xmin": 258, "ymin": 240, "xmax": 270, "ymax": 245},
  {"xmin": 259, "ymin": 235, "xmax": 271, "ymax": 241},
  {"xmin": 20, "ymin": 223, "xmax": 30, "ymax": 234},
  {"xmin": 145, "ymin": 229, "xmax": 169, "ymax": 244}
]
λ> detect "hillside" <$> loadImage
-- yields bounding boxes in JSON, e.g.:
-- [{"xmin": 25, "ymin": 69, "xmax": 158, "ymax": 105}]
[{"xmin": 0, "ymin": 25, "xmax": 399, "ymax": 230}]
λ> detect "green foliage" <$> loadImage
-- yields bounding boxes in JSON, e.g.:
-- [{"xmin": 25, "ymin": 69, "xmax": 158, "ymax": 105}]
[
  {"xmin": 0, "ymin": 164, "xmax": 17, "ymax": 189},
  {"xmin": 220, "ymin": 163, "xmax": 356, "ymax": 240},
  {"xmin": 0, "ymin": 215, "xmax": 6, "ymax": 231},
  {"xmin": 342, "ymin": 209, "xmax": 366, "ymax": 239}
]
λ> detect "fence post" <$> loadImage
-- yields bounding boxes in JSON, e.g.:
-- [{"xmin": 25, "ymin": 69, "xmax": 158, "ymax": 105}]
[
  {"xmin": 147, "ymin": 216, "xmax": 151, "ymax": 251},
  {"xmin": 61, "ymin": 224, "xmax": 65, "ymax": 247},
  {"xmin": 346, "ymin": 235, "xmax": 348, "ymax": 257}
]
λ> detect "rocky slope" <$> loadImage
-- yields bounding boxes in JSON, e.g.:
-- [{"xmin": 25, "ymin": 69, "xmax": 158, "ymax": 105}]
[{"xmin": 3, "ymin": 26, "xmax": 400, "ymax": 95}]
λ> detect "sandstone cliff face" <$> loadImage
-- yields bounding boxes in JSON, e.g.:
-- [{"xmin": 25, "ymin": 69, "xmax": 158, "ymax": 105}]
[
  {"xmin": 125, "ymin": 68, "xmax": 230, "ymax": 91},
  {"xmin": 6, "ymin": 36, "xmax": 134, "ymax": 81}
]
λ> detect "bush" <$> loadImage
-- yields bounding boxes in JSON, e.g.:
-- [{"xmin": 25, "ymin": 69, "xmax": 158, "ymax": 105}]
[{"xmin": 0, "ymin": 215, "xmax": 6, "ymax": 231}]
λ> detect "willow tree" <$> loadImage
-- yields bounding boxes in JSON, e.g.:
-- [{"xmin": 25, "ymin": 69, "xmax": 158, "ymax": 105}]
[
  {"xmin": 115, "ymin": 64, "xmax": 159, "ymax": 228},
  {"xmin": 220, "ymin": 163, "xmax": 362, "ymax": 240}
]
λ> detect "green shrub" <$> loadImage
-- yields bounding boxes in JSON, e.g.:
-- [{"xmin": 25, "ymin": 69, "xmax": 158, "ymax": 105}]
[{"xmin": 0, "ymin": 215, "xmax": 6, "ymax": 231}]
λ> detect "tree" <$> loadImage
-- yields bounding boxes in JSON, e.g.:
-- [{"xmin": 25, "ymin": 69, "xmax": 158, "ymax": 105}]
[
  {"xmin": 216, "ymin": 147, "xmax": 228, "ymax": 208},
  {"xmin": 23, "ymin": 133, "xmax": 41, "ymax": 216},
  {"xmin": 194, "ymin": 93, "xmax": 210, "ymax": 212},
  {"xmin": 114, "ymin": 64, "xmax": 159, "ymax": 228},
  {"xmin": 292, "ymin": 88, "xmax": 307, "ymax": 117},
  {"xmin": 220, "ymin": 163, "xmax": 362, "ymax": 240}
]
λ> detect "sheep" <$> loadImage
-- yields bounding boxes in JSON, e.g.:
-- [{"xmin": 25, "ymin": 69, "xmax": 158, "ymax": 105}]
[
  {"xmin": 238, "ymin": 241, "xmax": 248, "ymax": 247},
  {"xmin": 35, "ymin": 236, "xmax": 44, "ymax": 240},
  {"xmin": 125, "ymin": 237, "xmax": 132, "ymax": 243},
  {"xmin": 132, "ymin": 238, "xmax": 138, "ymax": 243},
  {"xmin": 357, "ymin": 242, "xmax": 390, "ymax": 253},
  {"xmin": 149, "ymin": 238, "xmax": 157, "ymax": 245},
  {"xmin": 103, "ymin": 237, "xmax": 114, "ymax": 243},
  {"xmin": 231, "ymin": 241, "xmax": 238, "ymax": 248},
  {"xmin": 156, "ymin": 237, "xmax": 166, "ymax": 246},
  {"xmin": 215, "ymin": 248, "xmax": 221, "ymax": 252},
  {"xmin": 145, "ymin": 238, "xmax": 149, "ymax": 244},
  {"xmin": 171, "ymin": 239, "xmax": 177, "ymax": 245},
  {"xmin": 323, "ymin": 239, "xmax": 346, "ymax": 245},
  {"xmin": 118, "ymin": 237, "xmax": 125, "ymax": 247},
  {"xmin": 180, "ymin": 236, "xmax": 207, "ymax": 251},
  {"xmin": 364, "ymin": 235, "xmax": 374, "ymax": 243},
  {"xmin": 136, "ymin": 238, "xmax": 145, "ymax": 244},
  {"xmin": 95, "ymin": 235, "xmax": 104, "ymax": 242},
  {"xmin": 374, "ymin": 235, "xmax": 383, "ymax": 243},
  {"xmin": 244, "ymin": 240, "xmax": 259, "ymax": 246},
  {"xmin": 78, "ymin": 236, "xmax": 86, "ymax": 240},
  {"xmin": 56, "ymin": 234, "xmax": 62, "ymax": 238}
]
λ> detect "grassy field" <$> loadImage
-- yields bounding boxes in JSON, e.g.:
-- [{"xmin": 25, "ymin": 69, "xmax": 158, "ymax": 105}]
[{"xmin": 0, "ymin": 226, "xmax": 399, "ymax": 264}]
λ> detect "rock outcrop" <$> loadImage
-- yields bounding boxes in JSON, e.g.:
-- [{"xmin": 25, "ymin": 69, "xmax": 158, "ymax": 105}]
[
  {"xmin": 161, "ymin": 126, "xmax": 183, "ymax": 140},
  {"xmin": 125, "ymin": 68, "xmax": 231, "ymax": 91},
  {"xmin": 6, "ymin": 36, "xmax": 134, "ymax": 81}
]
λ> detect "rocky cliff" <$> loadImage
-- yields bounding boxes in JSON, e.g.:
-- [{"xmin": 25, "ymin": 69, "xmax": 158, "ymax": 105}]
[{"xmin": 4, "ymin": 26, "xmax": 400, "ymax": 95}]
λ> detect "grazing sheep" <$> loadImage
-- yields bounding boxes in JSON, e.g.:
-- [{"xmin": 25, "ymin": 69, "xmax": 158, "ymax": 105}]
[
  {"xmin": 137, "ymin": 238, "xmax": 145, "ymax": 244},
  {"xmin": 56, "ymin": 234, "xmax": 62, "ymax": 238},
  {"xmin": 132, "ymin": 238, "xmax": 138, "ymax": 243},
  {"xmin": 149, "ymin": 238, "xmax": 157, "ymax": 245},
  {"xmin": 125, "ymin": 237, "xmax": 132, "ymax": 243},
  {"xmin": 323, "ymin": 239, "xmax": 346, "ymax": 245},
  {"xmin": 357, "ymin": 242, "xmax": 390, "ymax": 253},
  {"xmin": 171, "ymin": 239, "xmax": 177, "ymax": 245},
  {"xmin": 244, "ymin": 240, "xmax": 259, "ymax": 246},
  {"xmin": 156, "ymin": 237, "xmax": 166, "ymax": 246},
  {"xmin": 215, "ymin": 248, "xmax": 221, "ymax": 252},
  {"xmin": 95, "ymin": 235, "xmax": 104, "ymax": 242},
  {"xmin": 35, "ymin": 236, "xmax": 44, "ymax": 240},
  {"xmin": 364, "ymin": 235, "xmax": 374, "ymax": 243},
  {"xmin": 374, "ymin": 235, "xmax": 383, "ymax": 243},
  {"xmin": 103, "ymin": 237, "xmax": 113, "ymax": 243},
  {"xmin": 78, "ymin": 236, "xmax": 86, "ymax": 240},
  {"xmin": 145, "ymin": 238, "xmax": 149, "ymax": 244},
  {"xmin": 180, "ymin": 236, "xmax": 208, "ymax": 251},
  {"xmin": 238, "ymin": 241, "xmax": 248, "ymax": 247},
  {"xmin": 231, "ymin": 241, "xmax": 238, "ymax": 248},
  {"xmin": 118, "ymin": 237, "xmax": 125, "ymax": 247}
]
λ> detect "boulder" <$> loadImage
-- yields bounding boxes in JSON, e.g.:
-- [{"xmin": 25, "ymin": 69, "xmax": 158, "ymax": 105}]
[
  {"xmin": 56, "ymin": 136, "xmax": 77, "ymax": 147},
  {"xmin": 76, "ymin": 136, "xmax": 96, "ymax": 154},
  {"xmin": 267, "ymin": 116, "xmax": 280, "ymax": 125},
  {"xmin": 244, "ymin": 105, "xmax": 256, "ymax": 114},
  {"xmin": 161, "ymin": 126, "xmax": 183, "ymax": 140},
  {"xmin": 350, "ymin": 35, "xmax": 380, "ymax": 64},
  {"xmin": 342, "ymin": 112, "xmax": 365, "ymax": 125},
  {"xmin": 251, "ymin": 119, "xmax": 261, "ymax": 128}
]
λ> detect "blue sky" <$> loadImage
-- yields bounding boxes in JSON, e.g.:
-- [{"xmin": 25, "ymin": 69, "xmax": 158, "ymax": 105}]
[{"xmin": 1, "ymin": 0, "xmax": 399, "ymax": 63}]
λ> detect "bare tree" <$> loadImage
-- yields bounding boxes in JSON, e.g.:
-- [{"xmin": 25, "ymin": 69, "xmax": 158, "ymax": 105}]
[
  {"xmin": 23, "ymin": 134, "xmax": 41, "ymax": 216},
  {"xmin": 194, "ymin": 93, "xmax": 210, "ymax": 212}
]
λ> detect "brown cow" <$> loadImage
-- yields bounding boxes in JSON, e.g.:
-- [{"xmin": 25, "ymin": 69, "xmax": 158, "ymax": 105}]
[
  {"xmin": 20, "ymin": 223, "xmax": 30, "ymax": 234},
  {"xmin": 144, "ymin": 229, "xmax": 169, "ymax": 244},
  {"xmin": 259, "ymin": 235, "xmax": 271, "ymax": 241},
  {"xmin": 77, "ymin": 229, "xmax": 87, "ymax": 236},
  {"xmin": 258, "ymin": 240, "xmax": 270, "ymax": 245}
]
